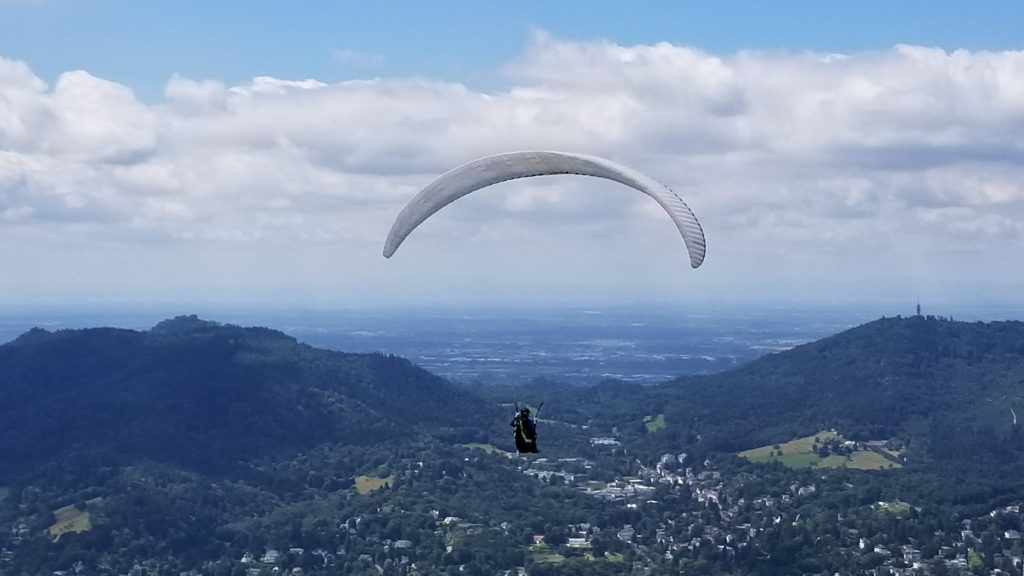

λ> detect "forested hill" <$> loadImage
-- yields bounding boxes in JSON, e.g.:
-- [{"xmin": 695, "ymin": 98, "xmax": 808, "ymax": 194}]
[
  {"xmin": 501, "ymin": 314, "xmax": 1024, "ymax": 468},
  {"xmin": 7, "ymin": 312, "xmax": 1024, "ymax": 575},
  {"xmin": 0, "ymin": 315, "xmax": 494, "ymax": 479},
  {"xmin": 7, "ymin": 312, "xmax": 1024, "ymax": 481},
  {"xmin": 650, "ymin": 314, "xmax": 1024, "ymax": 459}
]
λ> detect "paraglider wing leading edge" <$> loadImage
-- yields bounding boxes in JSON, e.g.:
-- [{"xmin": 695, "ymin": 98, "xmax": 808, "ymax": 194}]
[{"xmin": 383, "ymin": 150, "xmax": 706, "ymax": 269}]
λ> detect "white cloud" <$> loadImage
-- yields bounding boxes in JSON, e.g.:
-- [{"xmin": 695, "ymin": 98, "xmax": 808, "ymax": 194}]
[
  {"xmin": 48, "ymin": 70, "xmax": 158, "ymax": 163},
  {"xmin": 1, "ymin": 36, "xmax": 1023, "ymax": 306},
  {"xmin": 0, "ymin": 58, "xmax": 53, "ymax": 151},
  {"xmin": 164, "ymin": 75, "xmax": 228, "ymax": 114}
]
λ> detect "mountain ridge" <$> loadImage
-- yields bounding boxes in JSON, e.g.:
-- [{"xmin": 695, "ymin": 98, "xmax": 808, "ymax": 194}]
[
  {"xmin": 5, "ymin": 312, "xmax": 1024, "ymax": 479},
  {"xmin": 0, "ymin": 314, "xmax": 492, "ymax": 479},
  {"xmin": 648, "ymin": 314, "xmax": 1024, "ymax": 459}
]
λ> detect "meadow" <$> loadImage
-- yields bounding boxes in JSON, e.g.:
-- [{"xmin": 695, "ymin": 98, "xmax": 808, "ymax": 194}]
[{"xmin": 739, "ymin": 430, "xmax": 902, "ymax": 470}]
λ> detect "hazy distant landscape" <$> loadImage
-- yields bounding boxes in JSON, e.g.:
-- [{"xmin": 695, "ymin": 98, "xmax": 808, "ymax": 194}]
[
  {"xmin": 3, "ymin": 301, "xmax": 1021, "ymax": 386},
  {"xmin": 0, "ymin": 302, "xmax": 929, "ymax": 385}
]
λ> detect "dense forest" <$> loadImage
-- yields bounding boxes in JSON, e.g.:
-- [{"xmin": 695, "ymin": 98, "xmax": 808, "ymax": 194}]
[{"xmin": 3, "ymin": 313, "xmax": 1024, "ymax": 575}]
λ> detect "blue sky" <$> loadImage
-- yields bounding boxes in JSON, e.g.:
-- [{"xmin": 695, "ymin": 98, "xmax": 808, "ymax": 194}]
[
  {"xmin": 6, "ymin": 1, "xmax": 1024, "ymax": 95},
  {"xmin": 2, "ymin": 1, "xmax": 1024, "ymax": 310}
]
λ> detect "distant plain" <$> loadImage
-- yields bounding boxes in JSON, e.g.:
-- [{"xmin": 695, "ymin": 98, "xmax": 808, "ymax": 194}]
[{"xmin": 1, "ymin": 301, "xmax": 1020, "ymax": 385}]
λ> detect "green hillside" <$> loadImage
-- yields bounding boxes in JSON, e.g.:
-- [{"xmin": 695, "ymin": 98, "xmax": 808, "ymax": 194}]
[
  {"xmin": 4, "ymin": 313, "xmax": 1024, "ymax": 575},
  {"xmin": 0, "ymin": 315, "xmax": 496, "ymax": 479}
]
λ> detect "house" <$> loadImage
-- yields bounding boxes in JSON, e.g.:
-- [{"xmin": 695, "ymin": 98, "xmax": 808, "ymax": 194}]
[
  {"xmin": 260, "ymin": 549, "xmax": 281, "ymax": 564},
  {"xmin": 618, "ymin": 525, "xmax": 635, "ymax": 542},
  {"xmin": 695, "ymin": 489, "xmax": 719, "ymax": 505},
  {"xmin": 567, "ymin": 537, "xmax": 590, "ymax": 548}
]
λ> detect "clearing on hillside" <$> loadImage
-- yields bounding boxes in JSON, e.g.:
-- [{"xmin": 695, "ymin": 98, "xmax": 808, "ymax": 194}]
[
  {"xmin": 354, "ymin": 475, "xmax": 395, "ymax": 494},
  {"xmin": 847, "ymin": 450, "xmax": 902, "ymax": 470},
  {"xmin": 460, "ymin": 443, "xmax": 510, "ymax": 455},
  {"xmin": 739, "ymin": 430, "xmax": 839, "ymax": 462},
  {"xmin": 643, "ymin": 413, "xmax": 666, "ymax": 433},
  {"xmin": 48, "ymin": 504, "xmax": 92, "ymax": 541},
  {"xmin": 738, "ymin": 430, "xmax": 902, "ymax": 470},
  {"xmin": 529, "ymin": 545, "xmax": 566, "ymax": 564}
]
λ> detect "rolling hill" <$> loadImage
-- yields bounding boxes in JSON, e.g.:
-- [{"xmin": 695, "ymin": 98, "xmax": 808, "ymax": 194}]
[
  {"xmin": 6, "ymin": 312, "xmax": 1024, "ymax": 479},
  {"xmin": 0, "ymin": 315, "xmax": 494, "ymax": 479},
  {"xmin": 498, "ymin": 314, "xmax": 1024, "ymax": 471},
  {"xmin": 4, "ymin": 311, "xmax": 1024, "ymax": 574}
]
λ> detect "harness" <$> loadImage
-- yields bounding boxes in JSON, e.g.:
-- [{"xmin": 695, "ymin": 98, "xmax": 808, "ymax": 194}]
[{"xmin": 512, "ymin": 402, "xmax": 542, "ymax": 452}]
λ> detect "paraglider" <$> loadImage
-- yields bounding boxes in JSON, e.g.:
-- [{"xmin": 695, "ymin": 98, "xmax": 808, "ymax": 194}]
[
  {"xmin": 511, "ymin": 403, "xmax": 541, "ymax": 453},
  {"xmin": 383, "ymin": 150, "xmax": 706, "ymax": 268}
]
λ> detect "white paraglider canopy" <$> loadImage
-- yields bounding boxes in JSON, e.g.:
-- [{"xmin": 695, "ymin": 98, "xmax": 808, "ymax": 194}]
[{"xmin": 383, "ymin": 150, "xmax": 706, "ymax": 269}]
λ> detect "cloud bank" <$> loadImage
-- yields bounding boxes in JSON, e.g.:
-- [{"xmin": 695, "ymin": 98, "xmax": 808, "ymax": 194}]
[{"xmin": 2, "ymin": 35, "xmax": 1023, "ymax": 306}]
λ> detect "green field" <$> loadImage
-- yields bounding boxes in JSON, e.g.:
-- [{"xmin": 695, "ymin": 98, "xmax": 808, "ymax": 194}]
[
  {"xmin": 528, "ymin": 546, "xmax": 624, "ymax": 567},
  {"xmin": 643, "ymin": 413, "xmax": 666, "ymax": 433},
  {"xmin": 459, "ymin": 443, "xmax": 509, "ymax": 455},
  {"xmin": 530, "ymin": 550, "xmax": 566, "ymax": 564},
  {"xmin": 847, "ymin": 450, "xmax": 901, "ymax": 470},
  {"xmin": 49, "ymin": 504, "xmax": 92, "ymax": 541},
  {"xmin": 740, "ymin": 430, "xmax": 839, "ymax": 462},
  {"xmin": 354, "ymin": 475, "xmax": 395, "ymax": 494},
  {"xmin": 739, "ymin": 430, "xmax": 902, "ymax": 470}
]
